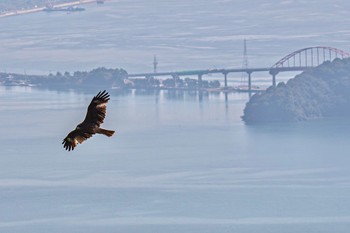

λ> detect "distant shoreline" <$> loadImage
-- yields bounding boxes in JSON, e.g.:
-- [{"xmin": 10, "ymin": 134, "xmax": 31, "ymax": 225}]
[{"xmin": 0, "ymin": 0, "xmax": 99, "ymax": 18}]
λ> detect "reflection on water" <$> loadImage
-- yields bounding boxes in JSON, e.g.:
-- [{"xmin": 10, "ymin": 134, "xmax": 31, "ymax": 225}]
[
  {"xmin": 1, "ymin": 87, "xmax": 350, "ymax": 233},
  {"xmin": 117, "ymin": 88, "xmax": 224, "ymax": 102}
]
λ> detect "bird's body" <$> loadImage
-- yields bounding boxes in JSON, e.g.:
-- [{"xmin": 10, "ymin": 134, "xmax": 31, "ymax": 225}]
[{"xmin": 62, "ymin": 90, "xmax": 115, "ymax": 151}]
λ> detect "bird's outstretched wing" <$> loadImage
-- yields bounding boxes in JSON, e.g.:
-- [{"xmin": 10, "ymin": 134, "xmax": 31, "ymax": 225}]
[
  {"xmin": 62, "ymin": 129, "xmax": 94, "ymax": 151},
  {"xmin": 82, "ymin": 90, "xmax": 110, "ymax": 127}
]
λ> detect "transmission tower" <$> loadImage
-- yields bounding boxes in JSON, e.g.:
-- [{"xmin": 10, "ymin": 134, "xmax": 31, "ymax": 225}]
[
  {"xmin": 242, "ymin": 38, "xmax": 248, "ymax": 69},
  {"xmin": 241, "ymin": 39, "xmax": 249, "ymax": 83},
  {"xmin": 153, "ymin": 55, "xmax": 158, "ymax": 73}
]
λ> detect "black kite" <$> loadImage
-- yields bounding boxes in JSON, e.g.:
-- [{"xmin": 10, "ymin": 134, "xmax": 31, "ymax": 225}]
[{"xmin": 62, "ymin": 90, "xmax": 115, "ymax": 151}]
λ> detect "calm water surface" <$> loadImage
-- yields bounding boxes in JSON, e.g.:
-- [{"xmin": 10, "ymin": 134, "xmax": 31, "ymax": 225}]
[{"xmin": 1, "ymin": 87, "xmax": 350, "ymax": 233}]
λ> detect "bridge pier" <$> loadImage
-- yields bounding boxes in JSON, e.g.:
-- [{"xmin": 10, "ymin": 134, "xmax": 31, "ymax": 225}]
[
  {"xmin": 247, "ymin": 72, "xmax": 252, "ymax": 92},
  {"xmin": 223, "ymin": 72, "xmax": 228, "ymax": 88},
  {"xmin": 198, "ymin": 74, "xmax": 203, "ymax": 88},
  {"xmin": 269, "ymin": 70, "xmax": 279, "ymax": 87}
]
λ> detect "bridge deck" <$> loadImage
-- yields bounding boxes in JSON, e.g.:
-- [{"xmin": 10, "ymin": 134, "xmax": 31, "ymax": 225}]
[{"xmin": 127, "ymin": 67, "xmax": 311, "ymax": 78}]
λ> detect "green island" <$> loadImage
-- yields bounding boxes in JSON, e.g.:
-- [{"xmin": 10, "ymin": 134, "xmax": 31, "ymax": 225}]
[
  {"xmin": 0, "ymin": 67, "xmax": 221, "ymax": 91},
  {"xmin": 242, "ymin": 58, "xmax": 350, "ymax": 124},
  {"xmin": 0, "ymin": 68, "xmax": 127, "ymax": 90}
]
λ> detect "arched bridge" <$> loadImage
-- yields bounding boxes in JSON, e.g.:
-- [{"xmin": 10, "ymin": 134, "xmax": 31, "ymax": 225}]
[
  {"xmin": 127, "ymin": 46, "xmax": 350, "ymax": 92},
  {"xmin": 271, "ymin": 46, "xmax": 350, "ymax": 69},
  {"xmin": 268, "ymin": 46, "xmax": 350, "ymax": 86}
]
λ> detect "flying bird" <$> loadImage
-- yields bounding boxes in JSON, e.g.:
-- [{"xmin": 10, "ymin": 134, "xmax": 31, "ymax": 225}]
[{"xmin": 62, "ymin": 90, "xmax": 115, "ymax": 151}]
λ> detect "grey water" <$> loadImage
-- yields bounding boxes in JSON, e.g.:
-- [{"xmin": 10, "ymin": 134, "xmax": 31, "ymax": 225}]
[
  {"xmin": 1, "ymin": 87, "xmax": 350, "ymax": 233},
  {"xmin": 1, "ymin": 0, "xmax": 350, "ymax": 232}
]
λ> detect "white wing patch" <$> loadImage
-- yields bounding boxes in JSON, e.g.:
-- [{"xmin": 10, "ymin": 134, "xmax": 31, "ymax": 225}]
[{"xmin": 97, "ymin": 103, "xmax": 106, "ymax": 108}]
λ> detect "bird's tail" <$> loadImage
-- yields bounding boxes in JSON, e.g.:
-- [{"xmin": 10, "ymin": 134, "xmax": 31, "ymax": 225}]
[{"xmin": 97, "ymin": 128, "xmax": 115, "ymax": 137}]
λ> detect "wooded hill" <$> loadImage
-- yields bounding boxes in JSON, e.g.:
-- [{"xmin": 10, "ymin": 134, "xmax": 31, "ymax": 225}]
[{"xmin": 242, "ymin": 58, "xmax": 350, "ymax": 124}]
